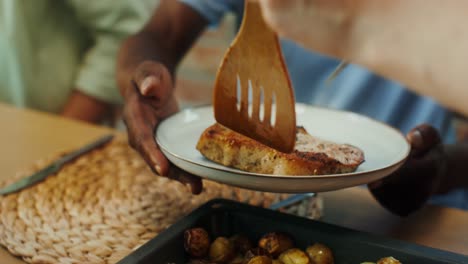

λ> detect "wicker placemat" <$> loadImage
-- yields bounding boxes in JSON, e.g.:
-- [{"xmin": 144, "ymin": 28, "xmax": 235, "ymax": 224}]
[{"xmin": 0, "ymin": 138, "xmax": 322, "ymax": 264}]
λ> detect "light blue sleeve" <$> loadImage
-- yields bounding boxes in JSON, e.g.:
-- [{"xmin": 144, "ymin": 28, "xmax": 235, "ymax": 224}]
[
  {"xmin": 179, "ymin": 0, "xmax": 240, "ymax": 27},
  {"xmin": 66, "ymin": 0, "xmax": 156, "ymax": 104}
]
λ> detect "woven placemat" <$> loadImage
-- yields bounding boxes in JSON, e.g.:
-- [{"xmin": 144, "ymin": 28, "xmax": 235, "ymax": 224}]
[{"xmin": 0, "ymin": 138, "xmax": 322, "ymax": 264}]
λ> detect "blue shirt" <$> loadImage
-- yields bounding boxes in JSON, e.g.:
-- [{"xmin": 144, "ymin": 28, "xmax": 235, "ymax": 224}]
[
  {"xmin": 181, "ymin": 0, "xmax": 455, "ymax": 142},
  {"xmin": 179, "ymin": 0, "xmax": 455, "ymax": 143},
  {"xmin": 180, "ymin": 0, "xmax": 467, "ymax": 210}
]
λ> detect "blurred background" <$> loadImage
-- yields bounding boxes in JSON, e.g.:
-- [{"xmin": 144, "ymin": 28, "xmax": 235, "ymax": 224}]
[{"xmin": 174, "ymin": 13, "xmax": 236, "ymax": 109}]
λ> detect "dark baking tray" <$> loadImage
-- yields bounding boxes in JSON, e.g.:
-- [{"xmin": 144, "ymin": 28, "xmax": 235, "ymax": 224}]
[{"xmin": 118, "ymin": 199, "xmax": 468, "ymax": 264}]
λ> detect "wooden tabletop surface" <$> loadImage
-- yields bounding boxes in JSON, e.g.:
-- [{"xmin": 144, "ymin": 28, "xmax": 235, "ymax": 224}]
[{"xmin": 0, "ymin": 103, "xmax": 466, "ymax": 263}]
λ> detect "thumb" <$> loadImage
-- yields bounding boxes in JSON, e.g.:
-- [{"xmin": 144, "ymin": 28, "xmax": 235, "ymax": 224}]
[
  {"xmin": 407, "ymin": 124, "xmax": 441, "ymax": 158},
  {"xmin": 132, "ymin": 61, "xmax": 173, "ymax": 99}
]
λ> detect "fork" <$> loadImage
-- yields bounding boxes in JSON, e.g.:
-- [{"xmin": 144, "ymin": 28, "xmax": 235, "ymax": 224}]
[{"xmin": 213, "ymin": 0, "xmax": 297, "ymax": 153}]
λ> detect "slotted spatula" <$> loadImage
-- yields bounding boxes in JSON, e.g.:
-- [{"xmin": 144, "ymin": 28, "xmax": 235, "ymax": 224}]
[{"xmin": 213, "ymin": 0, "xmax": 296, "ymax": 153}]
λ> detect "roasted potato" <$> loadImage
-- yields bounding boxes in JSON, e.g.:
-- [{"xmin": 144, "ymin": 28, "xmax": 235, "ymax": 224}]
[
  {"xmin": 230, "ymin": 234, "xmax": 254, "ymax": 254},
  {"xmin": 258, "ymin": 232, "xmax": 294, "ymax": 257},
  {"xmin": 377, "ymin": 257, "xmax": 401, "ymax": 264},
  {"xmin": 229, "ymin": 254, "xmax": 245, "ymax": 264},
  {"xmin": 188, "ymin": 259, "xmax": 216, "ymax": 264},
  {"xmin": 305, "ymin": 243, "xmax": 334, "ymax": 264},
  {"xmin": 209, "ymin": 237, "xmax": 236, "ymax": 263},
  {"xmin": 278, "ymin": 248, "xmax": 311, "ymax": 264},
  {"xmin": 244, "ymin": 247, "xmax": 271, "ymax": 261},
  {"xmin": 246, "ymin": 256, "xmax": 273, "ymax": 264},
  {"xmin": 184, "ymin": 229, "xmax": 400, "ymax": 264},
  {"xmin": 184, "ymin": 228, "xmax": 211, "ymax": 258}
]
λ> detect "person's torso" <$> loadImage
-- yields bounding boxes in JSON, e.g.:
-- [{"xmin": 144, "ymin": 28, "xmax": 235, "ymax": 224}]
[
  {"xmin": 223, "ymin": 0, "xmax": 454, "ymax": 142},
  {"xmin": 0, "ymin": 0, "xmax": 89, "ymax": 113},
  {"xmin": 280, "ymin": 41, "xmax": 454, "ymax": 142}
]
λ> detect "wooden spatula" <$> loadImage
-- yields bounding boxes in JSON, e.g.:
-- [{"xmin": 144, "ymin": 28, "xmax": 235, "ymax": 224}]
[{"xmin": 213, "ymin": 0, "xmax": 296, "ymax": 153}]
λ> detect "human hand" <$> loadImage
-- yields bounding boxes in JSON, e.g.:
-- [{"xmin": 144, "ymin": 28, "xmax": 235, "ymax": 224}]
[
  {"xmin": 122, "ymin": 61, "xmax": 203, "ymax": 194},
  {"xmin": 367, "ymin": 124, "xmax": 445, "ymax": 216}
]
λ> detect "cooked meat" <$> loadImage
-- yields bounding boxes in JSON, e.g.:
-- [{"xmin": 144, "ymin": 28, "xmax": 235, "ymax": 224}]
[{"xmin": 196, "ymin": 123, "xmax": 365, "ymax": 175}]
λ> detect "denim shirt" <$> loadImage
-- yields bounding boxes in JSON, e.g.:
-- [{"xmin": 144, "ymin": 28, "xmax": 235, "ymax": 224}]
[
  {"xmin": 180, "ymin": 0, "xmax": 468, "ymax": 210},
  {"xmin": 181, "ymin": 0, "xmax": 455, "ymax": 141}
]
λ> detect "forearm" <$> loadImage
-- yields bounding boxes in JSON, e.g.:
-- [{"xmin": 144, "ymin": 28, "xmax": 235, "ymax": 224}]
[
  {"xmin": 346, "ymin": 0, "xmax": 468, "ymax": 116},
  {"xmin": 61, "ymin": 90, "xmax": 111, "ymax": 123},
  {"xmin": 116, "ymin": 0, "xmax": 207, "ymax": 99},
  {"xmin": 117, "ymin": 33, "xmax": 176, "ymax": 99},
  {"xmin": 437, "ymin": 143, "xmax": 468, "ymax": 194}
]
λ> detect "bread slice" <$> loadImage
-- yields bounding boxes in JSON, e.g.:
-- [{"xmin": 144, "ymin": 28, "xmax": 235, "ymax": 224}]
[{"xmin": 196, "ymin": 123, "xmax": 364, "ymax": 175}]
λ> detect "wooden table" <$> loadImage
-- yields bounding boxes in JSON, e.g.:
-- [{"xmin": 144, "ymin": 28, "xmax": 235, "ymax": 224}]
[{"xmin": 0, "ymin": 103, "xmax": 466, "ymax": 263}]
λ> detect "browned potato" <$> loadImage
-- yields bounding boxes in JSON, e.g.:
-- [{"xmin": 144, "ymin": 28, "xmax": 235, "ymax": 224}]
[
  {"xmin": 184, "ymin": 228, "xmax": 211, "ymax": 258},
  {"xmin": 377, "ymin": 257, "xmax": 401, "ymax": 264},
  {"xmin": 188, "ymin": 259, "xmax": 216, "ymax": 264},
  {"xmin": 258, "ymin": 232, "xmax": 294, "ymax": 257},
  {"xmin": 278, "ymin": 248, "xmax": 311, "ymax": 264},
  {"xmin": 244, "ymin": 247, "xmax": 271, "ymax": 261},
  {"xmin": 230, "ymin": 234, "xmax": 254, "ymax": 254},
  {"xmin": 229, "ymin": 254, "xmax": 245, "ymax": 264},
  {"xmin": 246, "ymin": 256, "xmax": 273, "ymax": 264},
  {"xmin": 184, "ymin": 230, "xmax": 397, "ymax": 264},
  {"xmin": 209, "ymin": 237, "xmax": 236, "ymax": 263},
  {"xmin": 305, "ymin": 243, "xmax": 334, "ymax": 264}
]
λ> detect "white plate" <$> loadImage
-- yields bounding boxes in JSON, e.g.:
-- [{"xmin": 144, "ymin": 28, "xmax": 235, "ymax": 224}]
[{"xmin": 156, "ymin": 104, "xmax": 410, "ymax": 193}]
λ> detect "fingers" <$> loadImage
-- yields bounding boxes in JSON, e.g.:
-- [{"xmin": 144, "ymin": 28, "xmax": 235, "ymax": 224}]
[
  {"xmin": 128, "ymin": 61, "xmax": 203, "ymax": 195},
  {"xmin": 123, "ymin": 79, "xmax": 202, "ymax": 194},
  {"xmin": 129, "ymin": 126, "xmax": 203, "ymax": 194},
  {"xmin": 368, "ymin": 124, "xmax": 444, "ymax": 216},
  {"xmin": 133, "ymin": 61, "xmax": 173, "ymax": 100},
  {"xmin": 168, "ymin": 166, "xmax": 203, "ymax": 195},
  {"xmin": 140, "ymin": 76, "xmax": 162, "ymax": 96},
  {"xmin": 126, "ymin": 60, "xmax": 177, "ymax": 174},
  {"xmin": 124, "ymin": 103, "xmax": 203, "ymax": 194},
  {"xmin": 124, "ymin": 100, "xmax": 170, "ymax": 176},
  {"xmin": 407, "ymin": 124, "xmax": 441, "ymax": 157},
  {"xmin": 137, "ymin": 132, "xmax": 170, "ymax": 176}
]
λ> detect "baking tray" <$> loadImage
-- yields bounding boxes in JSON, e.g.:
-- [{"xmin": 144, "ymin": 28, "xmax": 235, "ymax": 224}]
[{"xmin": 118, "ymin": 199, "xmax": 468, "ymax": 264}]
